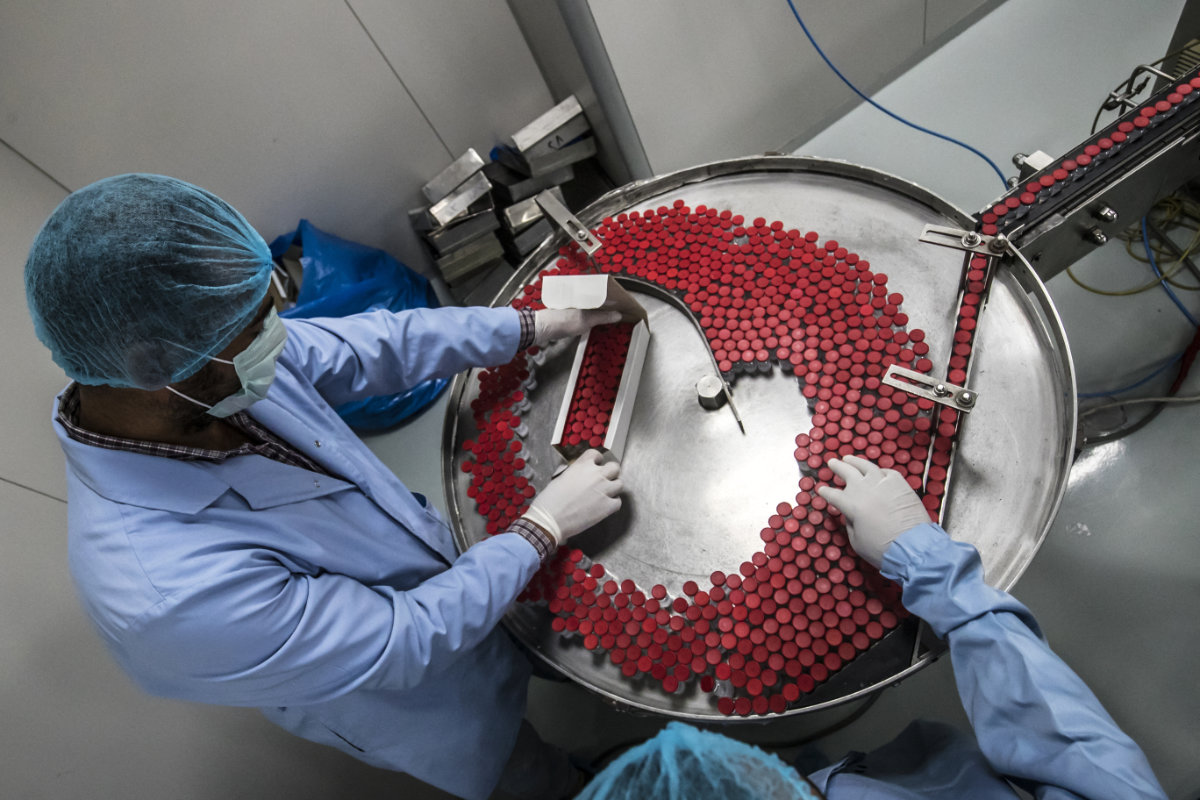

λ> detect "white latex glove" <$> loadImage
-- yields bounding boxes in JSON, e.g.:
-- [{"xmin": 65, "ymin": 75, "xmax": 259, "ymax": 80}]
[
  {"xmin": 521, "ymin": 449, "xmax": 623, "ymax": 544},
  {"xmin": 534, "ymin": 308, "xmax": 622, "ymax": 347},
  {"xmin": 817, "ymin": 455, "xmax": 931, "ymax": 567}
]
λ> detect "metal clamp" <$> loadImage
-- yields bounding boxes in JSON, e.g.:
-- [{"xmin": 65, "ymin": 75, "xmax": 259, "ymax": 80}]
[
  {"xmin": 919, "ymin": 224, "xmax": 1011, "ymax": 256},
  {"xmin": 536, "ymin": 190, "xmax": 602, "ymax": 255},
  {"xmin": 1100, "ymin": 64, "xmax": 1174, "ymax": 116},
  {"xmin": 882, "ymin": 365, "xmax": 978, "ymax": 412}
]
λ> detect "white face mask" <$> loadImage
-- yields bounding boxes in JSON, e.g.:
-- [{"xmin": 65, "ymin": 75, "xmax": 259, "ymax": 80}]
[{"xmin": 167, "ymin": 308, "xmax": 288, "ymax": 418}]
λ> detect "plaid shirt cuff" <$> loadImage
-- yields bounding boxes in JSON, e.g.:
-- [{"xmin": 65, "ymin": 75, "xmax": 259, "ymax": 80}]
[
  {"xmin": 517, "ymin": 308, "xmax": 537, "ymax": 351},
  {"xmin": 508, "ymin": 517, "xmax": 556, "ymax": 563}
]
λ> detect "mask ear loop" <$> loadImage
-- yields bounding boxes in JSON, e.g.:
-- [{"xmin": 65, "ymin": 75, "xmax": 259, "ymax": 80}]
[
  {"xmin": 164, "ymin": 384, "xmax": 213, "ymax": 411},
  {"xmin": 145, "ymin": 298, "xmax": 266, "ymax": 384},
  {"xmin": 162, "ymin": 308, "xmax": 282, "ymax": 414},
  {"xmin": 163, "ymin": 351, "xmax": 236, "ymax": 410}
]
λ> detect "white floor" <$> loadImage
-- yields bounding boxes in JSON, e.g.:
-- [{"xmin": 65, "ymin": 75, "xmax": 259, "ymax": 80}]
[{"xmin": 2, "ymin": 1, "xmax": 1198, "ymax": 798}]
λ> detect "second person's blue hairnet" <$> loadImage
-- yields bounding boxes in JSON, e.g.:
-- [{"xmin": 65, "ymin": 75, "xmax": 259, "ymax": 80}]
[
  {"xmin": 577, "ymin": 722, "xmax": 824, "ymax": 799},
  {"xmin": 25, "ymin": 173, "xmax": 274, "ymax": 389}
]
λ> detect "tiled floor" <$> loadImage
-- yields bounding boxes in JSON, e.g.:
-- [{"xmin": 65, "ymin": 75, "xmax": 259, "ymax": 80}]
[{"xmin": 3, "ymin": 0, "xmax": 1198, "ymax": 797}]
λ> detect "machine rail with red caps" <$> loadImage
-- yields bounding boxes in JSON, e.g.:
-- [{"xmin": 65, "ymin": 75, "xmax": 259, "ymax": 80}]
[{"xmin": 978, "ymin": 66, "xmax": 1200, "ymax": 278}]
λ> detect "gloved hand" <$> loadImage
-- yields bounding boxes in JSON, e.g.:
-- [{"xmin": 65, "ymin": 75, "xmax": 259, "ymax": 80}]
[
  {"xmin": 534, "ymin": 308, "xmax": 622, "ymax": 347},
  {"xmin": 521, "ymin": 449, "xmax": 623, "ymax": 544},
  {"xmin": 817, "ymin": 455, "xmax": 931, "ymax": 567}
]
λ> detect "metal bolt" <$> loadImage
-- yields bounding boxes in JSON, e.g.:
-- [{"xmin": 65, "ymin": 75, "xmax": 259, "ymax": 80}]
[
  {"xmin": 961, "ymin": 231, "xmax": 982, "ymax": 248},
  {"xmin": 1087, "ymin": 227, "xmax": 1109, "ymax": 245},
  {"xmin": 956, "ymin": 390, "xmax": 976, "ymax": 408},
  {"xmin": 988, "ymin": 233, "xmax": 1010, "ymax": 254},
  {"xmin": 1095, "ymin": 205, "xmax": 1118, "ymax": 223},
  {"xmin": 933, "ymin": 383, "xmax": 951, "ymax": 397},
  {"xmin": 696, "ymin": 374, "xmax": 727, "ymax": 410}
]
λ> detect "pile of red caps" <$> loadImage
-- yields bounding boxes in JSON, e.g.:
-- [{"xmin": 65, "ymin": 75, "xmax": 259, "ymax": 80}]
[
  {"xmin": 457, "ymin": 198, "xmax": 990, "ymax": 716},
  {"xmin": 557, "ymin": 323, "xmax": 634, "ymax": 452},
  {"xmin": 462, "ymin": 354, "xmax": 539, "ymax": 535}
]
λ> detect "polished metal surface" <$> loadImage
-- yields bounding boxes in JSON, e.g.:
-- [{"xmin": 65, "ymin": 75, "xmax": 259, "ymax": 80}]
[
  {"xmin": 919, "ymin": 223, "xmax": 1003, "ymax": 256},
  {"xmin": 883, "ymin": 365, "xmax": 977, "ymax": 413},
  {"xmin": 509, "ymin": 95, "xmax": 585, "ymax": 153},
  {"xmin": 503, "ymin": 189, "xmax": 558, "ymax": 232},
  {"xmin": 421, "ymin": 147, "xmax": 484, "ymax": 205},
  {"xmin": 429, "ymin": 170, "xmax": 493, "ymax": 226},
  {"xmin": 535, "ymin": 189, "xmax": 602, "ymax": 254},
  {"xmin": 441, "ymin": 156, "xmax": 1077, "ymax": 720}
]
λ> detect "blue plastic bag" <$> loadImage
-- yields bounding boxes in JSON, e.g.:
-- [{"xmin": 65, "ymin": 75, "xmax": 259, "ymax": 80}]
[{"xmin": 269, "ymin": 219, "xmax": 448, "ymax": 430}]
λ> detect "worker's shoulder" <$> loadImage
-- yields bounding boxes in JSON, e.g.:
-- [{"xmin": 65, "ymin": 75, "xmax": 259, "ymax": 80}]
[{"xmin": 67, "ymin": 490, "xmax": 293, "ymax": 632}]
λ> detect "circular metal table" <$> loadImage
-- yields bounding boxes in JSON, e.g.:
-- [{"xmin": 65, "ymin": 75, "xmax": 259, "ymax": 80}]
[{"xmin": 441, "ymin": 156, "xmax": 1076, "ymax": 721}]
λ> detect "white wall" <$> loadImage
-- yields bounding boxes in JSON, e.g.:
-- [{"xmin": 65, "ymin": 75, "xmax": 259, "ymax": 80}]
[
  {"xmin": 0, "ymin": 0, "xmax": 553, "ymax": 270},
  {"xmin": 546, "ymin": 0, "xmax": 999, "ymax": 178},
  {"xmin": 0, "ymin": 2, "xmax": 550, "ymax": 797}
]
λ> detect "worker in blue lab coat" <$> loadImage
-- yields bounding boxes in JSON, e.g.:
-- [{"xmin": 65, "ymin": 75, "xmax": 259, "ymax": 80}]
[
  {"xmin": 24, "ymin": 174, "xmax": 624, "ymax": 800},
  {"xmin": 577, "ymin": 457, "xmax": 1167, "ymax": 800}
]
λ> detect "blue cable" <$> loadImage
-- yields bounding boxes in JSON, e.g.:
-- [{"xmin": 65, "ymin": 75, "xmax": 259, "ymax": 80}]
[
  {"xmin": 784, "ymin": 0, "xmax": 1009, "ymax": 190},
  {"xmin": 1077, "ymin": 352, "xmax": 1183, "ymax": 398},
  {"xmin": 1142, "ymin": 216, "xmax": 1200, "ymax": 327},
  {"xmin": 1076, "ymin": 219, "xmax": 1199, "ymax": 398}
]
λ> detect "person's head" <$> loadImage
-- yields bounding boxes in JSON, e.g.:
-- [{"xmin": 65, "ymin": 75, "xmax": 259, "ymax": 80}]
[
  {"xmin": 25, "ymin": 173, "xmax": 274, "ymax": 394},
  {"xmin": 578, "ymin": 722, "xmax": 825, "ymax": 800}
]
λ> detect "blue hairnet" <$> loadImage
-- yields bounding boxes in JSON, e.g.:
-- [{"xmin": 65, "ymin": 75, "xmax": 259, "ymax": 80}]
[
  {"xmin": 25, "ymin": 173, "xmax": 273, "ymax": 389},
  {"xmin": 578, "ymin": 722, "xmax": 824, "ymax": 800}
]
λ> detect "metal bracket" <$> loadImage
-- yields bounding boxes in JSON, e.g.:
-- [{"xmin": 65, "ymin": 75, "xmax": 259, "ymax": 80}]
[
  {"xmin": 882, "ymin": 365, "xmax": 978, "ymax": 412},
  {"xmin": 536, "ymin": 190, "xmax": 602, "ymax": 255},
  {"xmin": 1101, "ymin": 63, "xmax": 1174, "ymax": 115},
  {"xmin": 919, "ymin": 224, "xmax": 1011, "ymax": 256},
  {"xmin": 1012, "ymin": 150, "xmax": 1055, "ymax": 181}
]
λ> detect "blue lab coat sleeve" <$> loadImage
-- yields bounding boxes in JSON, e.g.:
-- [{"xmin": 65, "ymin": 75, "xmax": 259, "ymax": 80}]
[
  {"xmin": 281, "ymin": 305, "xmax": 522, "ymax": 407},
  {"xmin": 124, "ymin": 528, "xmax": 541, "ymax": 707},
  {"xmin": 879, "ymin": 524, "xmax": 1166, "ymax": 800}
]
